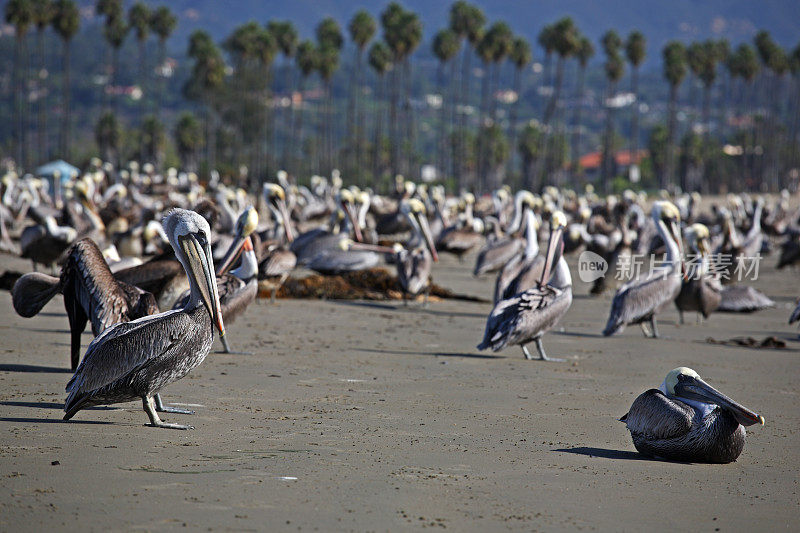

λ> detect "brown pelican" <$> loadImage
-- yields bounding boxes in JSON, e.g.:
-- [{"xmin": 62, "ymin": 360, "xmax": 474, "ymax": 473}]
[
  {"xmin": 477, "ymin": 211, "xmax": 571, "ymax": 361},
  {"xmin": 494, "ymin": 209, "xmax": 542, "ymax": 304},
  {"xmin": 12, "ymin": 238, "xmax": 159, "ymax": 370},
  {"xmin": 19, "ymin": 213, "xmax": 78, "ymax": 271},
  {"xmin": 63, "ymin": 209, "xmax": 226, "ymax": 429},
  {"xmin": 675, "ymin": 224, "xmax": 721, "ymax": 324},
  {"xmin": 396, "ymin": 199, "xmax": 438, "ymax": 304},
  {"xmin": 437, "ymin": 193, "xmax": 484, "ymax": 261},
  {"xmin": 603, "ymin": 202, "xmax": 684, "ymax": 338},
  {"xmin": 175, "ymin": 206, "xmax": 259, "ymax": 353},
  {"xmin": 717, "ymin": 285, "xmax": 775, "ymax": 313},
  {"xmin": 621, "ymin": 367, "xmax": 764, "ymax": 463},
  {"xmin": 473, "ymin": 191, "xmax": 536, "ymax": 277}
]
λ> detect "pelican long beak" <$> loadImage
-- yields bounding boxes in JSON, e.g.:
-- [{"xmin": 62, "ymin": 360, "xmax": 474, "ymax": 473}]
[
  {"xmin": 538, "ymin": 225, "xmax": 564, "ymax": 287},
  {"xmin": 671, "ymin": 219, "xmax": 686, "ymax": 280},
  {"xmin": 416, "ymin": 212, "xmax": 439, "ymax": 262},
  {"xmin": 346, "ymin": 241, "xmax": 398, "ymax": 254},
  {"xmin": 343, "ymin": 202, "xmax": 363, "ymax": 243},
  {"xmin": 180, "ymin": 233, "xmax": 225, "ymax": 336},
  {"xmin": 216, "ymin": 232, "xmax": 247, "ymax": 276},
  {"xmin": 675, "ymin": 375, "xmax": 764, "ymax": 427},
  {"xmin": 278, "ymin": 198, "xmax": 295, "ymax": 243}
]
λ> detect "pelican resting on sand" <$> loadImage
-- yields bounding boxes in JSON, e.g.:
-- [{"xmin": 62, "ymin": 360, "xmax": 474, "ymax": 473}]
[
  {"xmin": 396, "ymin": 199, "xmax": 439, "ymax": 304},
  {"xmin": 603, "ymin": 202, "xmax": 684, "ymax": 338},
  {"xmin": 63, "ymin": 209, "xmax": 226, "ymax": 429},
  {"xmin": 621, "ymin": 367, "xmax": 764, "ymax": 463},
  {"xmin": 477, "ymin": 211, "xmax": 571, "ymax": 361}
]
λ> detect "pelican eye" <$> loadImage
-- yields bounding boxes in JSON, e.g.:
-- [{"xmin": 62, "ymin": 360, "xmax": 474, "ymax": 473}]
[{"xmin": 196, "ymin": 232, "xmax": 208, "ymax": 247}]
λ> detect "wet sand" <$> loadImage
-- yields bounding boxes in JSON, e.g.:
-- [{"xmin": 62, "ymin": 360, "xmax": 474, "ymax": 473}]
[{"xmin": 0, "ymin": 249, "xmax": 797, "ymax": 531}]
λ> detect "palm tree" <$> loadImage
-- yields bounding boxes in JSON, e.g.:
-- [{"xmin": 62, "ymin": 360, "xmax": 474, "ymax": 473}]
[
  {"xmin": 185, "ymin": 30, "xmax": 225, "ymax": 171},
  {"xmin": 174, "ymin": 111, "xmax": 204, "ymax": 172},
  {"xmin": 537, "ymin": 23, "xmax": 556, "ymax": 113},
  {"xmin": 488, "ymin": 21, "xmax": 512, "ymax": 121},
  {"xmin": 267, "ymin": 21, "xmax": 298, "ymax": 170},
  {"xmin": 294, "ymin": 40, "xmax": 318, "ymax": 172},
  {"xmin": 433, "ymin": 28, "xmax": 459, "ymax": 180},
  {"xmin": 662, "ymin": 41, "xmax": 687, "ymax": 190},
  {"xmin": 5, "ymin": 0, "xmax": 34, "ymax": 169},
  {"xmin": 624, "ymin": 31, "xmax": 645, "ymax": 174},
  {"xmin": 368, "ymin": 41, "xmax": 392, "ymax": 180},
  {"xmin": 254, "ymin": 26, "xmax": 277, "ymax": 184},
  {"xmin": 508, "ymin": 36, "xmax": 531, "ymax": 178},
  {"xmin": 98, "ymin": 1, "xmax": 129, "ymax": 116},
  {"xmin": 139, "ymin": 115, "xmax": 165, "ymax": 168},
  {"xmin": 347, "ymin": 10, "xmax": 376, "ymax": 178},
  {"xmin": 544, "ymin": 17, "xmax": 578, "ymax": 127},
  {"xmin": 128, "ymin": 3, "xmax": 150, "ymax": 110},
  {"xmin": 449, "ymin": 1, "xmax": 485, "ymax": 188},
  {"xmin": 316, "ymin": 17, "xmax": 343, "ymax": 173},
  {"xmin": 600, "ymin": 30, "xmax": 624, "ymax": 192},
  {"xmin": 32, "ymin": 0, "xmax": 54, "ymax": 162},
  {"xmin": 519, "ymin": 123, "xmax": 543, "ymax": 190},
  {"xmin": 686, "ymin": 41, "xmax": 704, "ymax": 127},
  {"xmin": 727, "ymin": 43, "xmax": 759, "ymax": 185},
  {"xmin": 149, "ymin": 6, "xmax": 177, "ymax": 115},
  {"xmin": 52, "ymin": 0, "xmax": 79, "ymax": 159},
  {"xmin": 95, "ymin": 111, "xmax": 120, "ymax": 165},
  {"xmin": 571, "ymin": 36, "xmax": 594, "ymax": 175}
]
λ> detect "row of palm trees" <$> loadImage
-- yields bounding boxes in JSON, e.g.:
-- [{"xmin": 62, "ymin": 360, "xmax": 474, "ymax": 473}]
[
  {"xmin": 5, "ymin": 0, "xmax": 178, "ymax": 171},
  {"xmin": 4, "ymin": 0, "xmax": 800, "ymax": 193}
]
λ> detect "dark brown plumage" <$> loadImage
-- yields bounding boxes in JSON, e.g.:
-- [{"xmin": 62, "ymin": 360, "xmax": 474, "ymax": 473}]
[{"xmin": 12, "ymin": 238, "xmax": 158, "ymax": 369}]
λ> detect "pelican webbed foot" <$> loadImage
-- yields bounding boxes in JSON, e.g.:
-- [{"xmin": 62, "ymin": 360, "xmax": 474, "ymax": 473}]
[
  {"xmin": 649, "ymin": 317, "xmax": 659, "ymax": 338},
  {"xmin": 143, "ymin": 396, "xmax": 194, "ymax": 430},
  {"xmin": 154, "ymin": 393, "xmax": 194, "ymax": 415},
  {"xmin": 522, "ymin": 339, "xmax": 565, "ymax": 362}
]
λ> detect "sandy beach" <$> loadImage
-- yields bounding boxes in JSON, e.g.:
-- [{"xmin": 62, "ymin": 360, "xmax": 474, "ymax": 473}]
[{"xmin": 0, "ymin": 248, "xmax": 797, "ymax": 532}]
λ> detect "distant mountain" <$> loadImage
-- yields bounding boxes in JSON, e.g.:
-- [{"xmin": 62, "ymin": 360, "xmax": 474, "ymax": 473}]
[{"xmin": 121, "ymin": 0, "xmax": 800, "ymax": 69}]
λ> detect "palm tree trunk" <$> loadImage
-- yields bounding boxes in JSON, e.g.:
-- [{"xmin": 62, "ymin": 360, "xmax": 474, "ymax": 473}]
[
  {"xmin": 111, "ymin": 47, "xmax": 120, "ymax": 117},
  {"xmin": 665, "ymin": 84, "xmax": 678, "ymax": 191},
  {"xmin": 630, "ymin": 66, "xmax": 640, "ymax": 170},
  {"xmin": 572, "ymin": 64, "xmax": 586, "ymax": 177},
  {"xmin": 389, "ymin": 65, "xmax": 399, "ymax": 177},
  {"xmin": 61, "ymin": 39, "xmax": 71, "ymax": 159},
  {"xmin": 156, "ymin": 39, "xmax": 166, "ymax": 115},
  {"xmin": 373, "ymin": 73, "xmax": 384, "ymax": 182},
  {"xmin": 459, "ymin": 45, "xmax": 472, "ymax": 189},
  {"xmin": 296, "ymin": 76, "xmax": 306, "ymax": 174},
  {"xmin": 37, "ymin": 28, "xmax": 48, "ymax": 162},
  {"xmin": 21, "ymin": 36, "xmax": 31, "ymax": 170},
  {"xmin": 12, "ymin": 36, "xmax": 21, "ymax": 168}
]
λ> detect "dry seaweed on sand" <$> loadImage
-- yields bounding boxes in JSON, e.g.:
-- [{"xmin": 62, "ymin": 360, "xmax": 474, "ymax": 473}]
[
  {"xmin": 705, "ymin": 336, "xmax": 787, "ymax": 349},
  {"xmin": 261, "ymin": 267, "xmax": 487, "ymax": 302}
]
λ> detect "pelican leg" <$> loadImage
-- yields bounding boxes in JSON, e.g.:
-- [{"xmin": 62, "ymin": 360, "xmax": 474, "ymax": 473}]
[
  {"xmin": 522, "ymin": 344, "xmax": 535, "ymax": 360},
  {"xmin": 650, "ymin": 317, "xmax": 659, "ymax": 338},
  {"xmin": 422, "ymin": 286, "xmax": 431, "ymax": 308},
  {"xmin": 217, "ymin": 334, "xmax": 251, "ymax": 355},
  {"xmin": 142, "ymin": 396, "xmax": 194, "ymax": 430},
  {"xmin": 678, "ymin": 310, "xmax": 684, "ymax": 325},
  {"xmin": 154, "ymin": 393, "xmax": 194, "ymax": 415},
  {"xmin": 534, "ymin": 337, "xmax": 565, "ymax": 362},
  {"xmin": 270, "ymin": 287, "xmax": 277, "ymax": 303},
  {"xmin": 640, "ymin": 321, "xmax": 652, "ymax": 337}
]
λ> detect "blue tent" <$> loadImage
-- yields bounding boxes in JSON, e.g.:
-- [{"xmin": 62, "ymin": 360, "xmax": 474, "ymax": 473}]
[{"xmin": 35, "ymin": 160, "xmax": 80, "ymax": 183}]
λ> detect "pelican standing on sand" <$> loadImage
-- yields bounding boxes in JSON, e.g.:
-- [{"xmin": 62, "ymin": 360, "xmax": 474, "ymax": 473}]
[
  {"xmin": 603, "ymin": 202, "xmax": 684, "ymax": 338},
  {"xmin": 396, "ymin": 199, "xmax": 439, "ymax": 304},
  {"xmin": 621, "ymin": 367, "xmax": 764, "ymax": 463},
  {"xmin": 63, "ymin": 209, "xmax": 226, "ymax": 429},
  {"xmin": 477, "ymin": 211, "xmax": 571, "ymax": 361}
]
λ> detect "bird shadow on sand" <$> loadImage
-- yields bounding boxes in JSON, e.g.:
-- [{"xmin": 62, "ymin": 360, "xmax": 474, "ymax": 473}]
[
  {"xmin": 553, "ymin": 447, "xmax": 649, "ymax": 461},
  {"xmin": 354, "ymin": 347, "xmax": 502, "ymax": 359},
  {"xmin": 553, "ymin": 330, "xmax": 605, "ymax": 339},
  {"xmin": 1, "ymin": 401, "xmax": 116, "ymax": 411},
  {"xmin": 0, "ymin": 364, "xmax": 72, "ymax": 373},
  {"xmin": 16, "ymin": 327, "xmax": 73, "ymax": 335},
  {"xmin": 332, "ymin": 300, "xmax": 487, "ymax": 319},
  {"xmin": 0, "ymin": 416, "xmax": 112, "ymax": 425}
]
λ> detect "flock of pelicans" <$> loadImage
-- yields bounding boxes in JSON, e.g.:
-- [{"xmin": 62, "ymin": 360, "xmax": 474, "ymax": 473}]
[{"xmin": 4, "ymin": 162, "xmax": 798, "ymax": 463}]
